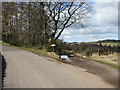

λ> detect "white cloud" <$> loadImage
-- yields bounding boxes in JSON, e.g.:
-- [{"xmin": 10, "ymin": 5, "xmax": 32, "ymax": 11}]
[
  {"xmin": 91, "ymin": 0, "xmax": 119, "ymax": 2},
  {"xmin": 62, "ymin": 30, "xmax": 71, "ymax": 34},
  {"xmin": 60, "ymin": 2, "xmax": 118, "ymax": 42},
  {"xmin": 63, "ymin": 36, "xmax": 71, "ymax": 39},
  {"xmin": 90, "ymin": 2, "xmax": 118, "ymax": 27},
  {"xmin": 78, "ymin": 29, "xmax": 87, "ymax": 33}
]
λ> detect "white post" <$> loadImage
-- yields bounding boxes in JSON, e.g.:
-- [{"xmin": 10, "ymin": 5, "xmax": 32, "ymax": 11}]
[{"xmin": 51, "ymin": 44, "xmax": 56, "ymax": 52}]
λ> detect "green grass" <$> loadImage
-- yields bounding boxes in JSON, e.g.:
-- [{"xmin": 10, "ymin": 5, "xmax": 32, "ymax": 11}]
[{"xmin": 0, "ymin": 41, "xmax": 11, "ymax": 46}]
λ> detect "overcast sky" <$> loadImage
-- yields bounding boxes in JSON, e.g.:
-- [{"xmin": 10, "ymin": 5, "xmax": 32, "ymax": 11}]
[{"xmin": 60, "ymin": 0, "xmax": 119, "ymax": 42}]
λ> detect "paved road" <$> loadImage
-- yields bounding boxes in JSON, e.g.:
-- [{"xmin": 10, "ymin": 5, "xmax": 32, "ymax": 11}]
[{"xmin": 1, "ymin": 46, "xmax": 117, "ymax": 88}]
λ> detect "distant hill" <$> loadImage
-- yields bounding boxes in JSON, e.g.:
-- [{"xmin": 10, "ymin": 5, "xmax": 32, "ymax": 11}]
[
  {"xmin": 67, "ymin": 39, "xmax": 120, "ymax": 44},
  {"xmin": 97, "ymin": 39, "xmax": 120, "ymax": 43},
  {"xmin": 67, "ymin": 39, "xmax": 120, "ymax": 46}
]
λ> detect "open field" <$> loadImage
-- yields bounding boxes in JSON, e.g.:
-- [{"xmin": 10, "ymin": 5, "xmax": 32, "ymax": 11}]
[
  {"xmin": 98, "ymin": 43, "xmax": 119, "ymax": 46},
  {"xmin": 86, "ymin": 42, "xmax": 119, "ymax": 46}
]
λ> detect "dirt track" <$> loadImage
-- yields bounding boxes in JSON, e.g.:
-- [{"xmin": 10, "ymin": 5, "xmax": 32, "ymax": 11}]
[{"xmin": 69, "ymin": 56, "xmax": 118, "ymax": 87}]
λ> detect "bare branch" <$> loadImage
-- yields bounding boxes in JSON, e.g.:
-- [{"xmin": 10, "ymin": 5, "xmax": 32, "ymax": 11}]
[{"xmin": 44, "ymin": 2, "xmax": 91, "ymax": 40}]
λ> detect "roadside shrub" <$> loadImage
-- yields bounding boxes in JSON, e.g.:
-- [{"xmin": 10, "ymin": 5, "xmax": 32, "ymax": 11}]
[{"xmin": 85, "ymin": 48, "xmax": 93, "ymax": 57}]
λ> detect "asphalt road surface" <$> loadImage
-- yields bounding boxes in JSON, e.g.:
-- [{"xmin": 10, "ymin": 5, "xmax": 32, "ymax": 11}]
[{"xmin": 1, "ymin": 46, "xmax": 117, "ymax": 88}]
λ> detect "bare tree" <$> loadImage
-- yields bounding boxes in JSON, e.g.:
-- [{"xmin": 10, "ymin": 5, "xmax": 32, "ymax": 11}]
[{"xmin": 44, "ymin": 2, "xmax": 91, "ymax": 40}]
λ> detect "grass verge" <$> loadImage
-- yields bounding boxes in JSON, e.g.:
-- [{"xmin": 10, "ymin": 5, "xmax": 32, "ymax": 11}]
[
  {"xmin": 1, "ymin": 41, "xmax": 59, "ymax": 60},
  {"xmin": 89, "ymin": 58, "xmax": 120, "ymax": 69},
  {"xmin": 75, "ymin": 53, "xmax": 119, "ymax": 69}
]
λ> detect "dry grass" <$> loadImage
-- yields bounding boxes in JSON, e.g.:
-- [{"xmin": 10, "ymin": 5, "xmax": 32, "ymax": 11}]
[
  {"xmin": 100, "ymin": 43, "xmax": 119, "ymax": 46},
  {"xmin": 86, "ymin": 42, "xmax": 119, "ymax": 46},
  {"xmin": 16, "ymin": 47, "xmax": 59, "ymax": 60},
  {"xmin": 90, "ymin": 53, "xmax": 119, "ymax": 68},
  {"xmin": 75, "ymin": 52, "xmax": 119, "ymax": 68},
  {"xmin": 91, "ymin": 53, "xmax": 118, "ymax": 64}
]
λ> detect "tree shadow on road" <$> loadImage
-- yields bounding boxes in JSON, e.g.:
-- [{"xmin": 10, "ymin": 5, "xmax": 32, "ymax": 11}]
[{"xmin": 0, "ymin": 53, "xmax": 7, "ymax": 88}]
